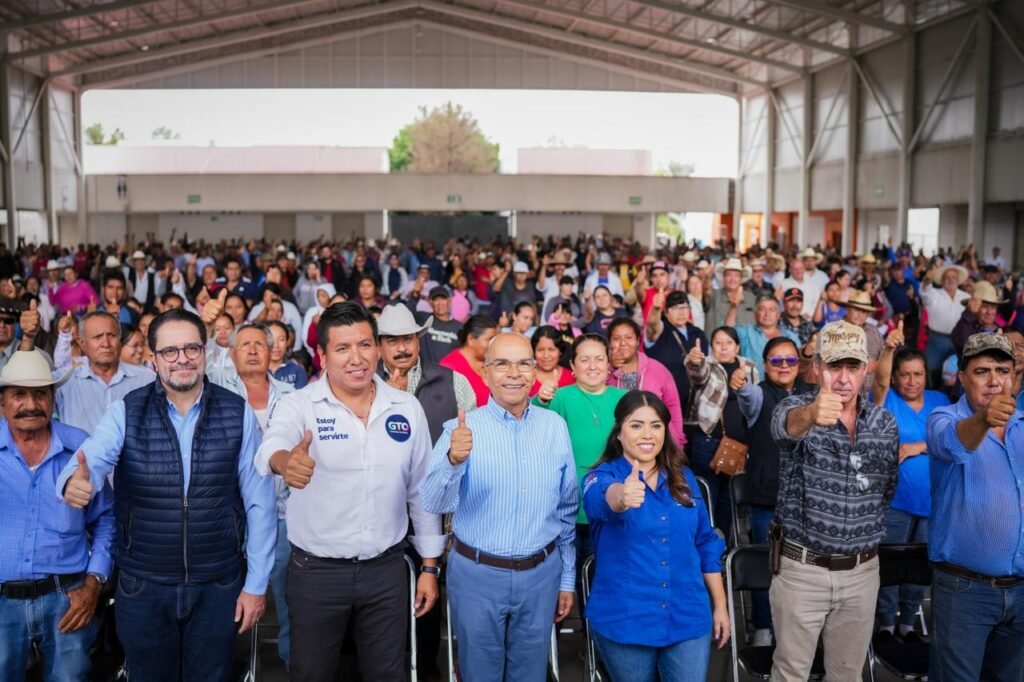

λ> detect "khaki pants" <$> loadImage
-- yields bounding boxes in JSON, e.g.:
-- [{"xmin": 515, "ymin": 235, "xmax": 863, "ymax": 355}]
[{"xmin": 769, "ymin": 554, "xmax": 879, "ymax": 681}]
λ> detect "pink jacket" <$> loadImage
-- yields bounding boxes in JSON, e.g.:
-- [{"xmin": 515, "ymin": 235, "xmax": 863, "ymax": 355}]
[
  {"xmin": 48, "ymin": 279, "xmax": 99, "ymax": 315},
  {"xmin": 608, "ymin": 353, "xmax": 686, "ymax": 447}
]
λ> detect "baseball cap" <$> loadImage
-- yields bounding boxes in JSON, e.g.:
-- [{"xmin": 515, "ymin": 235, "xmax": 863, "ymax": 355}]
[
  {"xmin": 650, "ymin": 260, "xmax": 669, "ymax": 273},
  {"xmin": 429, "ymin": 285, "xmax": 451, "ymax": 300},
  {"xmin": 783, "ymin": 287, "xmax": 804, "ymax": 301},
  {"xmin": 596, "ymin": 253, "xmax": 613, "ymax": 266},
  {"xmin": 816, "ymin": 320, "xmax": 868, "ymax": 364},
  {"xmin": 513, "ymin": 261, "xmax": 530, "ymax": 274},
  {"xmin": 961, "ymin": 333, "xmax": 1014, "ymax": 363}
]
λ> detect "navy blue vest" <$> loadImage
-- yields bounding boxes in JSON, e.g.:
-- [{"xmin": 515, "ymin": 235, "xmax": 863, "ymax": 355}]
[{"xmin": 114, "ymin": 380, "xmax": 247, "ymax": 584}]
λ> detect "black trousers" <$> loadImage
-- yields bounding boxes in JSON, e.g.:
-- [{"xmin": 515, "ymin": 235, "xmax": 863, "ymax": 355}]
[{"xmin": 286, "ymin": 547, "xmax": 408, "ymax": 682}]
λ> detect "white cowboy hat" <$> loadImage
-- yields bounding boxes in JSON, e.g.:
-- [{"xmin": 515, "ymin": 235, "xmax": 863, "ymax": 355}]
[
  {"xmin": 376, "ymin": 304, "xmax": 432, "ymax": 337},
  {"xmin": 800, "ymin": 247, "xmax": 824, "ymax": 263},
  {"xmin": 931, "ymin": 264, "xmax": 969, "ymax": 286},
  {"xmin": 130, "ymin": 250, "xmax": 146, "ymax": 261},
  {"xmin": 714, "ymin": 257, "xmax": 749, "ymax": 282},
  {"xmin": 0, "ymin": 350, "xmax": 71, "ymax": 389},
  {"xmin": 104, "ymin": 255, "xmax": 122, "ymax": 269}
]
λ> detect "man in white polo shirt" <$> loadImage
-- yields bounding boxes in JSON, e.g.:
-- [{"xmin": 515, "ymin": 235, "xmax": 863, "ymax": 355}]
[{"xmin": 255, "ymin": 302, "xmax": 444, "ymax": 682}]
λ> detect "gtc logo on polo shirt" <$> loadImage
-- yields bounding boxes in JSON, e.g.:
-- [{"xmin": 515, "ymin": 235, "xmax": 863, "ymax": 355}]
[{"xmin": 385, "ymin": 415, "xmax": 412, "ymax": 442}]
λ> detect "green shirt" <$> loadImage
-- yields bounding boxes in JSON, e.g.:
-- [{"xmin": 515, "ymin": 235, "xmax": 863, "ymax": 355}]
[{"xmin": 534, "ymin": 384, "xmax": 627, "ymax": 523}]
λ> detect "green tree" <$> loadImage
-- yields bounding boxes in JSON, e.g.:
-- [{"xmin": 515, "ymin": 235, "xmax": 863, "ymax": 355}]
[
  {"xmin": 85, "ymin": 123, "xmax": 125, "ymax": 145},
  {"xmin": 151, "ymin": 126, "xmax": 181, "ymax": 140},
  {"xmin": 388, "ymin": 102, "xmax": 499, "ymax": 174}
]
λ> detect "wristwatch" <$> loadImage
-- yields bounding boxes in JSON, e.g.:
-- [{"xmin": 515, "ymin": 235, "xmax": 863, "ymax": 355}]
[
  {"xmin": 421, "ymin": 565, "xmax": 441, "ymax": 577},
  {"xmin": 87, "ymin": 572, "xmax": 107, "ymax": 585}
]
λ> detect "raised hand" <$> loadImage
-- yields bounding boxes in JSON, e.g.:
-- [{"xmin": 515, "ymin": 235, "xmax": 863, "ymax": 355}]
[
  {"xmin": 729, "ymin": 358, "xmax": 748, "ymax": 391},
  {"xmin": 885, "ymin": 320, "xmax": 905, "ymax": 350},
  {"xmin": 812, "ymin": 370, "xmax": 844, "ymax": 427},
  {"xmin": 448, "ymin": 410, "xmax": 473, "ymax": 465},
  {"xmin": 64, "ymin": 452, "xmax": 94, "ymax": 509},
  {"xmin": 283, "ymin": 430, "xmax": 316, "ymax": 489},
  {"xmin": 537, "ymin": 380, "xmax": 557, "ymax": 404},
  {"xmin": 621, "ymin": 461, "xmax": 646, "ymax": 509},
  {"xmin": 685, "ymin": 340, "xmax": 706, "ymax": 367},
  {"xmin": 57, "ymin": 310, "xmax": 75, "ymax": 335},
  {"xmin": 200, "ymin": 288, "xmax": 228, "ymax": 326},
  {"xmin": 20, "ymin": 299, "xmax": 40, "ymax": 338},
  {"xmin": 983, "ymin": 382, "xmax": 1017, "ymax": 430}
]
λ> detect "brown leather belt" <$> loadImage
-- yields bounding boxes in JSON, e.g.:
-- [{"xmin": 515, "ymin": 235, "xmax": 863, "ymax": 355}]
[
  {"xmin": 781, "ymin": 540, "xmax": 878, "ymax": 572},
  {"xmin": 452, "ymin": 537, "xmax": 556, "ymax": 571},
  {"xmin": 933, "ymin": 562, "xmax": 1023, "ymax": 588}
]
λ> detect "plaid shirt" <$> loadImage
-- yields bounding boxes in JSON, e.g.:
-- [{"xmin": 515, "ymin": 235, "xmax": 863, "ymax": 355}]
[
  {"xmin": 781, "ymin": 316, "xmax": 816, "ymax": 347},
  {"xmin": 685, "ymin": 357, "xmax": 759, "ymax": 436}
]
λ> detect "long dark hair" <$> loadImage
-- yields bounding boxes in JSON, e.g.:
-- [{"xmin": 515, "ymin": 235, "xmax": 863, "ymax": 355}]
[{"xmin": 593, "ymin": 390, "xmax": 694, "ymax": 507}]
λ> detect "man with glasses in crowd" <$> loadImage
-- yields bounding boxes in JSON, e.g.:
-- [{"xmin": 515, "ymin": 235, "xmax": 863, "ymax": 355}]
[
  {"xmin": 58, "ymin": 308, "xmax": 276, "ymax": 682},
  {"xmin": 420, "ymin": 332, "xmax": 578, "ymax": 681},
  {"xmin": 926, "ymin": 332, "xmax": 1024, "ymax": 681},
  {"xmin": 769, "ymin": 320, "xmax": 899, "ymax": 681}
]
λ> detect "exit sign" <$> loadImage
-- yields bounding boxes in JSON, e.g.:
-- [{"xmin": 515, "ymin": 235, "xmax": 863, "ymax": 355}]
[
  {"xmin": 446, "ymin": 194, "xmax": 462, "ymax": 204},
  {"xmin": 187, "ymin": 194, "xmax": 201, "ymax": 204},
  {"xmin": 628, "ymin": 196, "xmax": 642, "ymax": 206}
]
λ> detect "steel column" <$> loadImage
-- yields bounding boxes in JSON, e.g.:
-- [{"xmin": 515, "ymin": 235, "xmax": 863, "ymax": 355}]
[
  {"xmin": 798, "ymin": 71, "xmax": 813, "ymax": 248},
  {"xmin": 842, "ymin": 57, "xmax": 858, "ymax": 255},
  {"xmin": 967, "ymin": 9, "xmax": 991, "ymax": 248},
  {"xmin": 74, "ymin": 89, "xmax": 87, "ymax": 245},
  {"xmin": 896, "ymin": 4, "xmax": 916, "ymax": 245},
  {"xmin": 0, "ymin": 64, "xmax": 17, "ymax": 246},
  {"xmin": 40, "ymin": 79, "xmax": 56, "ymax": 243},
  {"xmin": 762, "ymin": 92, "xmax": 776, "ymax": 250},
  {"xmin": 733, "ymin": 97, "xmax": 744, "ymax": 247}
]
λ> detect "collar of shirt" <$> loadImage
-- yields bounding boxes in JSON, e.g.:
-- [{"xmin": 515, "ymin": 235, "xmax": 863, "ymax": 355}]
[
  {"xmin": 311, "ymin": 372, "xmax": 413, "ymax": 421},
  {"xmin": 482, "ymin": 396, "xmax": 533, "ymax": 424},
  {"xmin": 607, "ymin": 455, "xmax": 667, "ymax": 491},
  {"xmin": 75, "ymin": 361, "xmax": 130, "ymax": 386},
  {"xmin": 382, "ymin": 359, "xmax": 423, "ymax": 393},
  {"xmin": 0, "ymin": 420, "xmax": 67, "ymax": 469}
]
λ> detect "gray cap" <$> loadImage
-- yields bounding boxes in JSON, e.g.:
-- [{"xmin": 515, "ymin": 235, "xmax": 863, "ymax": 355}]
[
  {"xmin": 596, "ymin": 252, "xmax": 613, "ymax": 265},
  {"xmin": 817, "ymin": 320, "xmax": 868, "ymax": 364},
  {"xmin": 961, "ymin": 332, "xmax": 1014, "ymax": 362}
]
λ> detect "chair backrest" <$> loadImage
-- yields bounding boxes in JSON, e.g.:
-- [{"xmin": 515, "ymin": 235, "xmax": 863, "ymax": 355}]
[
  {"xmin": 730, "ymin": 472, "xmax": 751, "ymax": 507},
  {"xmin": 726, "ymin": 544, "xmax": 773, "ymax": 592},
  {"xmin": 877, "ymin": 544, "xmax": 931, "ymax": 587},
  {"xmin": 580, "ymin": 554, "xmax": 596, "ymax": 606},
  {"xmin": 696, "ymin": 476, "xmax": 715, "ymax": 527}
]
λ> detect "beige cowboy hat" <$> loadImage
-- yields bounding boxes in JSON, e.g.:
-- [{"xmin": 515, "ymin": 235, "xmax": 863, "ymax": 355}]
[
  {"xmin": 549, "ymin": 248, "xmax": 574, "ymax": 266},
  {"xmin": 931, "ymin": 264, "xmax": 969, "ymax": 286},
  {"xmin": 681, "ymin": 251, "xmax": 699, "ymax": 264},
  {"xmin": 858, "ymin": 253, "xmax": 878, "ymax": 265},
  {"xmin": 0, "ymin": 350, "xmax": 71, "ymax": 389},
  {"xmin": 766, "ymin": 251, "xmax": 786, "ymax": 269},
  {"xmin": 800, "ymin": 247, "xmax": 825, "ymax": 264},
  {"xmin": 962, "ymin": 280, "xmax": 1008, "ymax": 307},
  {"xmin": 845, "ymin": 290, "xmax": 878, "ymax": 313},
  {"xmin": 714, "ymin": 257, "xmax": 750, "ymax": 283}
]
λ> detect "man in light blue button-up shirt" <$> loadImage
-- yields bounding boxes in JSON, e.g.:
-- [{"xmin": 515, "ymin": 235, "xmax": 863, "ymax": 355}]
[
  {"xmin": 421, "ymin": 332, "xmax": 578, "ymax": 682},
  {"xmin": 55, "ymin": 311, "xmax": 155, "ymax": 434}
]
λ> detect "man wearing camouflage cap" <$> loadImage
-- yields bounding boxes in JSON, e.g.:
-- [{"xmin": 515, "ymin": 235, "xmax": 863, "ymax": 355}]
[
  {"xmin": 926, "ymin": 332, "xmax": 1024, "ymax": 681},
  {"xmin": 768, "ymin": 320, "xmax": 899, "ymax": 681}
]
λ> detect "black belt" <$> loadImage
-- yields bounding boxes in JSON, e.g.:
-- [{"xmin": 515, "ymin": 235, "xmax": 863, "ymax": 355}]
[
  {"xmin": 933, "ymin": 562, "xmax": 1023, "ymax": 588},
  {"xmin": 291, "ymin": 541, "xmax": 406, "ymax": 564},
  {"xmin": 452, "ymin": 537, "xmax": 556, "ymax": 571},
  {"xmin": 1, "ymin": 573, "xmax": 84, "ymax": 600},
  {"xmin": 781, "ymin": 540, "xmax": 878, "ymax": 572}
]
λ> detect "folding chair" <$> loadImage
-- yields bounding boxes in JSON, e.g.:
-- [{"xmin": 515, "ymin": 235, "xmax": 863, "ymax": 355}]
[
  {"xmin": 725, "ymin": 545, "xmax": 825, "ymax": 682},
  {"xmin": 579, "ymin": 554, "xmax": 605, "ymax": 682},
  {"xmin": 729, "ymin": 472, "xmax": 751, "ymax": 548},
  {"xmin": 868, "ymin": 544, "xmax": 931, "ymax": 682},
  {"xmin": 405, "ymin": 554, "xmax": 420, "ymax": 682},
  {"xmin": 695, "ymin": 475, "xmax": 715, "ymax": 529}
]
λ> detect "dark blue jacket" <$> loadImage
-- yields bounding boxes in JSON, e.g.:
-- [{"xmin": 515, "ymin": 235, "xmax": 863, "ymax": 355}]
[{"xmin": 114, "ymin": 380, "xmax": 247, "ymax": 584}]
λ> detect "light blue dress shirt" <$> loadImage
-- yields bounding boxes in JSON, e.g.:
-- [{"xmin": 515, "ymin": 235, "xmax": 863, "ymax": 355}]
[
  {"xmin": 419, "ymin": 398, "xmax": 578, "ymax": 591},
  {"xmin": 54, "ymin": 389, "xmax": 276, "ymax": 595},
  {"xmin": 1, "ymin": 421, "xmax": 114, "ymax": 582},
  {"xmin": 55, "ymin": 362, "xmax": 156, "ymax": 434},
  {"xmin": 735, "ymin": 324, "xmax": 800, "ymax": 377},
  {"xmin": 927, "ymin": 395, "xmax": 1024, "ymax": 577}
]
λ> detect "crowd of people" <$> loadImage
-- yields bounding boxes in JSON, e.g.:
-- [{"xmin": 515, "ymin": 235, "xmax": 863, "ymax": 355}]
[{"xmin": 0, "ymin": 231, "xmax": 1022, "ymax": 682}]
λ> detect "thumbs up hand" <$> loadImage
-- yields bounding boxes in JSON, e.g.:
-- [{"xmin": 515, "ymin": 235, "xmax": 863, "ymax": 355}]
[
  {"xmin": 537, "ymin": 380, "xmax": 557, "ymax": 404},
  {"xmin": 64, "ymin": 452, "xmax": 94, "ymax": 509},
  {"xmin": 983, "ymin": 381, "xmax": 1017, "ymax": 430},
  {"xmin": 20, "ymin": 299, "xmax": 40, "ymax": 338},
  {"xmin": 729, "ymin": 358, "xmax": 748, "ymax": 391},
  {"xmin": 200, "ymin": 288, "xmax": 228, "ymax": 326},
  {"xmin": 283, "ymin": 430, "xmax": 316, "ymax": 489},
  {"xmin": 621, "ymin": 460, "xmax": 646, "ymax": 509},
  {"xmin": 686, "ymin": 341, "xmax": 706, "ymax": 368},
  {"xmin": 448, "ymin": 410, "xmax": 473, "ymax": 466},
  {"xmin": 57, "ymin": 310, "xmax": 75, "ymax": 335},
  {"xmin": 812, "ymin": 370, "xmax": 844, "ymax": 427},
  {"xmin": 885, "ymin": 320, "xmax": 905, "ymax": 350},
  {"xmin": 651, "ymin": 290, "xmax": 666, "ymax": 312}
]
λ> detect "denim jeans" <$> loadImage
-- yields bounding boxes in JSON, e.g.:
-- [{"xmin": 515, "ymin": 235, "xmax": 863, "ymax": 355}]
[
  {"xmin": 115, "ymin": 570, "xmax": 243, "ymax": 682},
  {"xmin": 876, "ymin": 508, "xmax": 928, "ymax": 628},
  {"xmin": 689, "ymin": 429, "xmax": 733, "ymax": 538},
  {"xmin": 930, "ymin": 567, "xmax": 1024, "ymax": 682},
  {"xmin": 592, "ymin": 628, "xmax": 711, "ymax": 682},
  {"xmin": 0, "ymin": 577, "xmax": 99, "ymax": 682},
  {"xmin": 269, "ymin": 517, "xmax": 291, "ymax": 666},
  {"xmin": 749, "ymin": 504, "xmax": 775, "ymax": 631},
  {"xmin": 924, "ymin": 333, "xmax": 954, "ymax": 388}
]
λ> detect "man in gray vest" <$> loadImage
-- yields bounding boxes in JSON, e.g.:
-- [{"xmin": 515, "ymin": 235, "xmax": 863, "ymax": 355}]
[{"xmin": 376, "ymin": 303, "xmax": 475, "ymax": 679}]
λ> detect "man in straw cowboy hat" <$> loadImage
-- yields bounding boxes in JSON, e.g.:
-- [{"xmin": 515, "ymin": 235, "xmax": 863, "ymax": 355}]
[
  {"xmin": 706, "ymin": 257, "xmax": 757, "ymax": 332},
  {"xmin": 952, "ymin": 280, "xmax": 1007, "ymax": 355},
  {"xmin": 0, "ymin": 350, "xmax": 114, "ymax": 680},
  {"xmin": 921, "ymin": 263, "xmax": 970, "ymax": 387},
  {"xmin": 843, "ymin": 290, "xmax": 885, "ymax": 372}
]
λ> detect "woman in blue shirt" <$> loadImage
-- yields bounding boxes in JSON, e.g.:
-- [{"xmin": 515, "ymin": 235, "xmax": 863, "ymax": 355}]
[
  {"xmin": 582, "ymin": 390, "xmax": 729, "ymax": 682},
  {"xmin": 871, "ymin": 337, "xmax": 949, "ymax": 643}
]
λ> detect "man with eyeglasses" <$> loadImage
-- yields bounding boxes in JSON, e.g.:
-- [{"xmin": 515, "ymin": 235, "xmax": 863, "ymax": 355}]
[
  {"xmin": 926, "ymin": 332, "xmax": 1024, "ymax": 681},
  {"xmin": 768, "ymin": 320, "xmax": 899, "ymax": 681},
  {"xmin": 420, "ymin": 332, "xmax": 578, "ymax": 681},
  {"xmin": 57, "ymin": 308, "xmax": 276, "ymax": 682}
]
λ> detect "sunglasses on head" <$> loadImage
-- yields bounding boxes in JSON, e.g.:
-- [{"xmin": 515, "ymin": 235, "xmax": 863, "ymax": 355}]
[{"xmin": 767, "ymin": 356, "xmax": 800, "ymax": 368}]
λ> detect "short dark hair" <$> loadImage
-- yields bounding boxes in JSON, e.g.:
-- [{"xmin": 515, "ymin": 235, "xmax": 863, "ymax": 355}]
[
  {"xmin": 763, "ymin": 335, "xmax": 798, "ymax": 361},
  {"xmin": 664, "ymin": 291, "xmax": 689, "ymax": 309},
  {"xmin": 710, "ymin": 325, "xmax": 740, "ymax": 346},
  {"xmin": 893, "ymin": 347, "xmax": 927, "ymax": 374},
  {"xmin": 223, "ymin": 256, "xmax": 242, "ymax": 269},
  {"xmin": 531, "ymin": 325, "xmax": 566, "ymax": 356},
  {"xmin": 148, "ymin": 308, "xmax": 207, "ymax": 351},
  {"xmin": 457, "ymin": 314, "xmax": 499, "ymax": 347},
  {"xmin": 262, "ymin": 282, "xmax": 282, "ymax": 296},
  {"xmin": 607, "ymin": 317, "xmax": 641, "ymax": 339},
  {"xmin": 103, "ymin": 271, "xmax": 126, "ymax": 287},
  {"xmin": 316, "ymin": 302, "xmax": 377, "ymax": 349}
]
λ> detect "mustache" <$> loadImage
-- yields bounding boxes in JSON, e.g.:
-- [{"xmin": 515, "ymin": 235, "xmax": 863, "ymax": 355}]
[
  {"xmin": 169, "ymin": 363, "xmax": 199, "ymax": 371},
  {"xmin": 392, "ymin": 352, "xmax": 414, "ymax": 361},
  {"xmin": 15, "ymin": 410, "xmax": 46, "ymax": 419}
]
